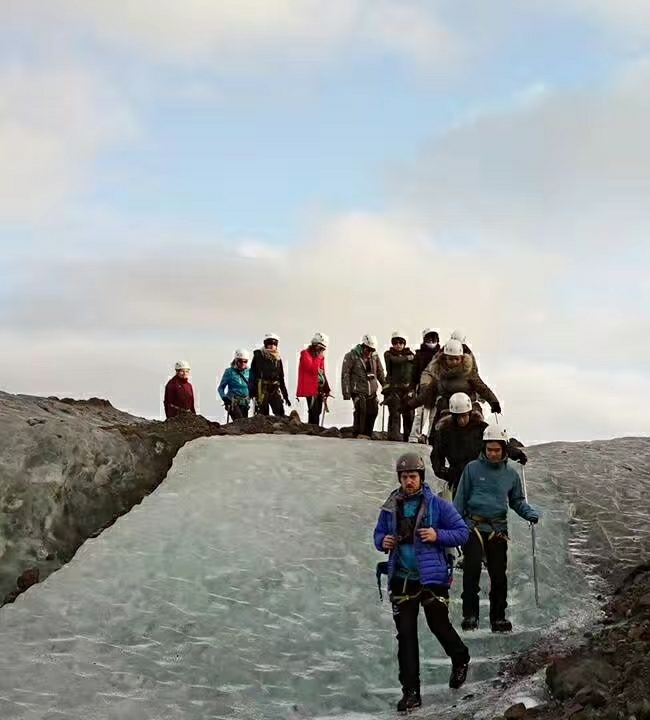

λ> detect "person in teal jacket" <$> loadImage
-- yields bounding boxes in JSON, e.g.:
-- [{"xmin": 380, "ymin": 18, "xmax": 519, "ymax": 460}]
[
  {"xmin": 218, "ymin": 349, "xmax": 251, "ymax": 420},
  {"xmin": 453, "ymin": 424, "xmax": 539, "ymax": 633}
]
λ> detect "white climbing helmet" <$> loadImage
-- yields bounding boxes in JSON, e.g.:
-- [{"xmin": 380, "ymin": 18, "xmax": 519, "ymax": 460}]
[
  {"xmin": 443, "ymin": 339, "xmax": 464, "ymax": 357},
  {"xmin": 233, "ymin": 349, "xmax": 250, "ymax": 361},
  {"xmin": 361, "ymin": 334, "xmax": 378, "ymax": 350},
  {"xmin": 422, "ymin": 327, "xmax": 438, "ymax": 340},
  {"xmin": 175, "ymin": 360, "xmax": 191, "ymax": 371},
  {"xmin": 483, "ymin": 424, "xmax": 509, "ymax": 443},
  {"xmin": 311, "ymin": 332, "xmax": 329, "ymax": 348},
  {"xmin": 264, "ymin": 332, "xmax": 280, "ymax": 343},
  {"xmin": 450, "ymin": 329, "xmax": 466, "ymax": 343},
  {"xmin": 391, "ymin": 331, "xmax": 407, "ymax": 343},
  {"xmin": 449, "ymin": 392, "xmax": 472, "ymax": 414}
]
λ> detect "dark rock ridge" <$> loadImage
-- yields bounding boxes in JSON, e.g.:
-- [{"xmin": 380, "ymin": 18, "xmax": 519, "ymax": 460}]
[
  {"xmin": 494, "ymin": 563, "xmax": 650, "ymax": 720},
  {"xmin": 0, "ymin": 391, "xmax": 385, "ymax": 605}
]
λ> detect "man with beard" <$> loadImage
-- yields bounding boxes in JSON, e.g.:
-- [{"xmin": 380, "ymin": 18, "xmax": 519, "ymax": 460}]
[
  {"xmin": 384, "ymin": 331, "xmax": 417, "ymax": 442},
  {"xmin": 248, "ymin": 333, "xmax": 291, "ymax": 417},
  {"xmin": 374, "ymin": 452, "xmax": 470, "ymax": 712}
]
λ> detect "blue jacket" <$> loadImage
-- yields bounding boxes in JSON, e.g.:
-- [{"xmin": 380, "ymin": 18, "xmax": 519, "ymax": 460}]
[
  {"xmin": 218, "ymin": 364, "xmax": 250, "ymax": 403},
  {"xmin": 374, "ymin": 483, "xmax": 469, "ymax": 586},
  {"xmin": 453, "ymin": 453, "xmax": 539, "ymax": 534}
]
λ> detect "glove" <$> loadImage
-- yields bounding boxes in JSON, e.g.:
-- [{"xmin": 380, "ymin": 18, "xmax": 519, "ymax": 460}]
[
  {"xmin": 518, "ymin": 452, "xmax": 528, "ymax": 466},
  {"xmin": 490, "ymin": 401, "xmax": 502, "ymax": 414},
  {"xmin": 223, "ymin": 399, "xmax": 231, "ymax": 410},
  {"xmin": 529, "ymin": 515, "xmax": 539, "ymax": 525},
  {"xmin": 351, "ymin": 394, "xmax": 359, "ymax": 405},
  {"xmin": 284, "ymin": 396, "xmax": 292, "ymax": 407}
]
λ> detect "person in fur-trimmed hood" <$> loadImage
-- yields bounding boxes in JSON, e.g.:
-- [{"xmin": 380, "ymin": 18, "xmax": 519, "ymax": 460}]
[{"xmin": 412, "ymin": 339, "xmax": 500, "ymax": 424}]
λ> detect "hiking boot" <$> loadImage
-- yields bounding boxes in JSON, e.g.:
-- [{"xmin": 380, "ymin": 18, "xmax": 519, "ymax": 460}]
[
  {"xmin": 491, "ymin": 619, "xmax": 513, "ymax": 633},
  {"xmin": 396, "ymin": 688, "xmax": 422, "ymax": 713},
  {"xmin": 461, "ymin": 616, "xmax": 478, "ymax": 631},
  {"xmin": 449, "ymin": 662, "xmax": 469, "ymax": 689}
]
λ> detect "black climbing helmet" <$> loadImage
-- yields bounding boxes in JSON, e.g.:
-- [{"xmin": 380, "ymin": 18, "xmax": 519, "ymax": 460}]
[{"xmin": 395, "ymin": 452, "xmax": 425, "ymax": 479}]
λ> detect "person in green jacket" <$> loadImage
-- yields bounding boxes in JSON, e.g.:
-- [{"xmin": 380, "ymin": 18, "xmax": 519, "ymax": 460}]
[
  {"xmin": 383, "ymin": 331, "xmax": 417, "ymax": 442},
  {"xmin": 453, "ymin": 424, "xmax": 539, "ymax": 633}
]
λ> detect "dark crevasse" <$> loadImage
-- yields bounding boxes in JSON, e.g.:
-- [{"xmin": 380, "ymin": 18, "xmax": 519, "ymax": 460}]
[{"xmin": 0, "ymin": 434, "xmax": 622, "ymax": 720}]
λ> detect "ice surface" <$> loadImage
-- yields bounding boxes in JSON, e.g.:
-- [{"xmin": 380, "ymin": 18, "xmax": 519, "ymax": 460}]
[{"xmin": 0, "ymin": 435, "xmax": 595, "ymax": 719}]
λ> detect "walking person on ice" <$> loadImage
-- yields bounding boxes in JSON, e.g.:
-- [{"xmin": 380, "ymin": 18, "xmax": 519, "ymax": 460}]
[
  {"xmin": 453, "ymin": 425, "xmax": 539, "ymax": 632},
  {"xmin": 218, "ymin": 350, "xmax": 251, "ymax": 420},
  {"xmin": 374, "ymin": 453, "xmax": 471, "ymax": 712},
  {"xmin": 383, "ymin": 331, "xmax": 417, "ymax": 442},
  {"xmin": 296, "ymin": 332, "xmax": 331, "ymax": 425},
  {"xmin": 431, "ymin": 392, "xmax": 527, "ymax": 498}
]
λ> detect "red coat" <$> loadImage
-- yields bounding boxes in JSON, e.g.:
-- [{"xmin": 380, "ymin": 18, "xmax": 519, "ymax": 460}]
[
  {"xmin": 296, "ymin": 348, "xmax": 328, "ymax": 397},
  {"xmin": 164, "ymin": 375, "xmax": 196, "ymax": 418}
]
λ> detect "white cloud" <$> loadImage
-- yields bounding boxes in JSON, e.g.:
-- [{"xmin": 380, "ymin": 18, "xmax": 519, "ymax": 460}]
[
  {"xmin": 11, "ymin": 0, "xmax": 455, "ymax": 68},
  {"xmin": 393, "ymin": 59, "xmax": 650, "ymax": 253},
  {"xmin": 548, "ymin": 0, "xmax": 650, "ymax": 37},
  {"xmin": 1, "ymin": 208, "xmax": 647, "ymax": 444},
  {"xmin": 0, "ymin": 64, "xmax": 136, "ymax": 224}
]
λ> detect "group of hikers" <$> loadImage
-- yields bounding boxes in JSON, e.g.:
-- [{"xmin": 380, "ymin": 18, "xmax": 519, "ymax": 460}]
[
  {"xmin": 162, "ymin": 328, "xmax": 540, "ymax": 712},
  {"xmin": 163, "ymin": 327, "xmax": 501, "ymax": 440}
]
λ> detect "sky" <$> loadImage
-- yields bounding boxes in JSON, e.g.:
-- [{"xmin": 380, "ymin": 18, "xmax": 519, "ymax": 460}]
[{"xmin": 1, "ymin": 0, "xmax": 649, "ymax": 444}]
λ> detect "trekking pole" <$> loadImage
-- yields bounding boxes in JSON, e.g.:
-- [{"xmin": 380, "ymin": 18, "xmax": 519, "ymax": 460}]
[
  {"xmin": 381, "ymin": 401, "xmax": 386, "ymax": 432},
  {"xmin": 521, "ymin": 466, "xmax": 540, "ymax": 607}
]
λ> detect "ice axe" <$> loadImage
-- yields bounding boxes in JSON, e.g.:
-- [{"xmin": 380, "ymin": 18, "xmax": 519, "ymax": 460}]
[{"xmin": 521, "ymin": 466, "xmax": 540, "ymax": 608}]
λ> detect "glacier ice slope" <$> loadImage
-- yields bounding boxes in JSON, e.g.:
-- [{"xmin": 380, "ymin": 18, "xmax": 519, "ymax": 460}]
[{"xmin": 0, "ymin": 434, "xmax": 607, "ymax": 719}]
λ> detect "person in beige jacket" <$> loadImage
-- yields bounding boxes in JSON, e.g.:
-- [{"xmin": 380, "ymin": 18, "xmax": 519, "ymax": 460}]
[{"xmin": 341, "ymin": 334, "xmax": 386, "ymax": 438}]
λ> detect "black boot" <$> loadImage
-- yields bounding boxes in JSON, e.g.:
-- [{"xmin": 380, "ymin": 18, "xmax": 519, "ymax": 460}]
[
  {"xmin": 449, "ymin": 662, "xmax": 469, "ymax": 689},
  {"xmin": 396, "ymin": 688, "xmax": 422, "ymax": 713},
  {"xmin": 491, "ymin": 619, "xmax": 512, "ymax": 633},
  {"xmin": 461, "ymin": 616, "xmax": 478, "ymax": 631}
]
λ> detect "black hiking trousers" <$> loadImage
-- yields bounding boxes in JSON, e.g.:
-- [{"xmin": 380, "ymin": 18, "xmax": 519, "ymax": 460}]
[
  {"xmin": 306, "ymin": 395, "xmax": 324, "ymax": 425},
  {"xmin": 461, "ymin": 530, "xmax": 508, "ymax": 623},
  {"xmin": 386, "ymin": 388, "xmax": 415, "ymax": 442},
  {"xmin": 390, "ymin": 578, "xmax": 469, "ymax": 692},
  {"xmin": 352, "ymin": 394, "xmax": 378, "ymax": 437},
  {"xmin": 256, "ymin": 388, "xmax": 285, "ymax": 417},
  {"xmin": 229, "ymin": 401, "xmax": 250, "ymax": 420}
]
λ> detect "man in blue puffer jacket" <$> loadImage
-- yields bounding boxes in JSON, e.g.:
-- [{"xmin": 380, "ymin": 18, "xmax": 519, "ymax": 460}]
[
  {"xmin": 218, "ymin": 349, "xmax": 251, "ymax": 420},
  {"xmin": 454, "ymin": 424, "xmax": 539, "ymax": 633},
  {"xmin": 374, "ymin": 452, "xmax": 470, "ymax": 712}
]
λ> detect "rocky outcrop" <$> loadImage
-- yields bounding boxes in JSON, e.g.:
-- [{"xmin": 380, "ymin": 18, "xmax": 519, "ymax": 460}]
[
  {"xmin": 496, "ymin": 563, "xmax": 650, "ymax": 720},
  {"xmin": 0, "ymin": 391, "xmax": 395, "ymax": 605}
]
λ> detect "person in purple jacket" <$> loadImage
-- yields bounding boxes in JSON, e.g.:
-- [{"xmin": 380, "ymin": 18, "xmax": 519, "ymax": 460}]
[{"xmin": 374, "ymin": 452, "xmax": 471, "ymax": 712}]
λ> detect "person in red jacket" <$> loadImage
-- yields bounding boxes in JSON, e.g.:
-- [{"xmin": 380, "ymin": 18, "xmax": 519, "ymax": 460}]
[
  {"xmin": 164, "ymin": 360, "xmax": 196, "ymax": 419},
  {"xmin": 297, "ymin": 332, "xmax": 331, "ymax": 425}
]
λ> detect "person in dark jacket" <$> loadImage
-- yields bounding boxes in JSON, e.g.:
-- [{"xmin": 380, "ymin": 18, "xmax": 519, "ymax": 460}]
[
  {"xmin": 414, "ymin": 339, "xmax": 500, "ymax": 426},
  {"xmin": 218, "ymin": 349, "xmax": 251, "ymax": 420},
  {"xmin": 248, "ymin": 333, "xmax": 291, "ymax": 417},
  {"xmin": 384, "ymin": 332, "xmax": 417, "ymax": 442},
  {"xmin": 409, "ymin": 328, "xmax": 440, "ymax": 442},
  {"xmin": 454, "ymin": 425, "xmax": 539, "ymax": 633},
  {"xmin": 341, "ymin": 334, "xmax": 386, "ymax": 438},
  {"xmin": 164, "ymin": 360, "xmax": 196, "ymax": 419},
  {"xmin": 374, "ymin": 452, "xmax": 471, "ymax": 711},
  {"xmin": 431, "ymin": 392, "xmax": 527, "ymax": 498}
]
